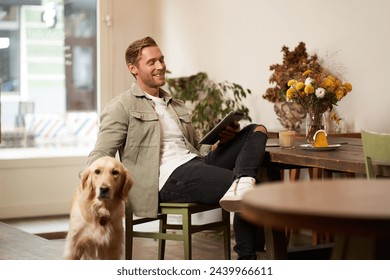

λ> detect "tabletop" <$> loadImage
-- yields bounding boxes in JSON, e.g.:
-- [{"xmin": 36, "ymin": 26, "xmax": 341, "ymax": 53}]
[
  {"xmin": 266, "ymin": 137, "xmax": 390, "ymax": 176},
  {"xmin": 241, "ymin": 179, "xmax": 390, "ymax": 237}
]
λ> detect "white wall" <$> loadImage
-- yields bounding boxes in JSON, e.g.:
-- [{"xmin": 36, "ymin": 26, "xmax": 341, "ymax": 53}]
[
  {"xmin": 0, "ymin": 151, "xmax": 87, "ymax": 219},
  {"xmin": 102, "ymin": 0, "xmax": 390, "ymax": 132},
  {"xmin": 98, "ymin": 0, "xmax": 160, "ymax": 112}
]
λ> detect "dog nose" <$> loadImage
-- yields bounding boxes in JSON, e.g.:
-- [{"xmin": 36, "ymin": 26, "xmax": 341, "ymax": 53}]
[{"xmin": 98, "ymin": 186, "xmax": 110, "ymax": 199}]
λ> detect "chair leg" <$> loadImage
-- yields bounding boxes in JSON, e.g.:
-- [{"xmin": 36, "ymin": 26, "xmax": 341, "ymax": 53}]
[
  {"xmin": 309, "ymin": 167, "xmax": 323, "ymax": 179},
  {"xmin": 264, "ymin": 227, "xmax": 288, "ymax": 260},
  {"xmin": 221, "ymin": 209, "xmax": 231, "ymax": 260},
  {"xmin": 289, "ymin": 169, "xmax": 300, "ymax": 181},
  {"xmin": 125, "ymin": 216, "xmax": 133, "ymax": 260},
  {"xmin": 158, "ymin": 214, "xmax": 167, "ymax": 260},
  {"xmin": 181, "ymin": 208, "xmax": 192, "ymax": 260},
  {"xmin": 128, "ymin": 205, "xmax": 229, "ymax": 260}
]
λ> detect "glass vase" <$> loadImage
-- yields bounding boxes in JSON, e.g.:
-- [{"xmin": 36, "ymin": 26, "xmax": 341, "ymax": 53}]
[{"xmin": 305, "ymin": 109, "xmax": 327, "ymax": 143}]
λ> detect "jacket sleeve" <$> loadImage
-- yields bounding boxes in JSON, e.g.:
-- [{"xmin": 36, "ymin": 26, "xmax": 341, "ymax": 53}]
[{"xmin": 88, "ymin": 98, "xmax": 128, "ymax": 165}]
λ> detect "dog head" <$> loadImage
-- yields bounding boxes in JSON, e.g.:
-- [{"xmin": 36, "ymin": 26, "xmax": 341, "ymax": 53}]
[{"xmin": 80, "ymin": 156, "xmax": 133, "ymax": 203}]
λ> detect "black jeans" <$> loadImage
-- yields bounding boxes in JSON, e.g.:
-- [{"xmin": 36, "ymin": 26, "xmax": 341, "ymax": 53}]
[{"xmin": 159, "ymin": 124, "xmax": 267, "ymax": 259}]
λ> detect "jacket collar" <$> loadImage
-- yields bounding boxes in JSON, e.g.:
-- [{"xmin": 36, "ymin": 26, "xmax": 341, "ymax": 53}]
[{"xmin": 131, "ymin": 82, "xmax": 172, "ymax": 103}]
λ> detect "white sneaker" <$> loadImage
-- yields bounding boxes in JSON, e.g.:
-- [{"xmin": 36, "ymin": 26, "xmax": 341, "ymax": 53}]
[{"xmin": 219, "ymin": 177, "xmax": 256, "ymax": 212}]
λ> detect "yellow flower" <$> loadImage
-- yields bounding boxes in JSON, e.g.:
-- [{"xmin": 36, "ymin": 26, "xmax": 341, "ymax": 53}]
[
  {"xmin": 344, "ymin": 82, "xmax": 353, "ymax": 92},
  {"xmin": 304, "ymin": 84, "xmax": 315, "ymax": 95},
  {"xmin": 335, "ymin": 89, "xmax": 344, "ymax": 100},
  {"xmin": 285, "ymin": 67, "xmax": 352, "ymax": 114},
  {"xmin": 295, "ymin": 82, "xmax": 305, "ymax": 90},
  {"xmin": 321, "ymin": 77, "xmax": 334, "ymax": 89},
  {"xmin": 288, "ymin": 79, "xmax": 297, "ymax": 86},
  {"xmin": 286, "ymin": 87, "xmax": 295, "ymax": 99},
  {"xmin": 330, "ymin": 112, "xmax": 342, "ymax": 125}
]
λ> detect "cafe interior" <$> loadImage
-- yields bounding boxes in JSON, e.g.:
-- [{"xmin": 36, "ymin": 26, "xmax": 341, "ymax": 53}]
[{"xmin": 0, "ymin": 0, "xmax": 389, "ymax": 260}]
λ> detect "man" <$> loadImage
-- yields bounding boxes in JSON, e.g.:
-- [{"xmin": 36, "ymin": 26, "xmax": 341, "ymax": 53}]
[{"xmin": 88, "ymin": 36, "xmax": 268, "ymax": 259}]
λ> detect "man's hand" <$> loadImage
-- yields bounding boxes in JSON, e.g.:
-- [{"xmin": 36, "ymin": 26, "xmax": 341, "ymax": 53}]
[{"xmin": 218, "ymin": 121, "xmax": 240, "ymax": 144}]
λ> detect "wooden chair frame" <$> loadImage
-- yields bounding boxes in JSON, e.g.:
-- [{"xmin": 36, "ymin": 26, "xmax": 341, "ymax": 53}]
[
  {"xmin": 362, "ymin": 130, "xmax": 390, "ymax": 179},
  {"xmin": 125, "ymin": 202, "xmax": 231, "ymax": 260}
]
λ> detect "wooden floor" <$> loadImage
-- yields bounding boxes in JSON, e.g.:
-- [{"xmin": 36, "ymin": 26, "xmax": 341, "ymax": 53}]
[
  {"xmin": 131, "ymin": 230, "xmax": 320, "ymax": 260},
  {"xmin": 1, "ymin": 217, "xmax": 323, "ymax": 260}
]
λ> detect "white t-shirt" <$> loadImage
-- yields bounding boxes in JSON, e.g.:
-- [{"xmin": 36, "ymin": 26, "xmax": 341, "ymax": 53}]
[{"xmin": 145, "ymin": 93, "xmax": 197, "ymax": 190}]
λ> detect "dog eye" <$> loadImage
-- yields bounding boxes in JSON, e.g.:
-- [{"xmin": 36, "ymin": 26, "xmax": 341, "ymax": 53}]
[
  {"xmin": 112, "ymin": 170, "xmax": 119, "ymax": 176},
  {"xmin": 94, "ymin": 169, "xmax": 101, "ymax": 175}
]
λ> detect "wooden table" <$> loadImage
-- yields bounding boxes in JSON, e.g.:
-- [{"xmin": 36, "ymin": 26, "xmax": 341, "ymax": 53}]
[
  {"xmin": 242, "ymin": 179, "xmax": 390, "ymax": 259},
  {"xmin": 266, "ymin": 137, "xmax": 390, "ymax": 177},
  {"xmin": 266, "ymin": 137, "xmax": 364, "ymax": 174}
]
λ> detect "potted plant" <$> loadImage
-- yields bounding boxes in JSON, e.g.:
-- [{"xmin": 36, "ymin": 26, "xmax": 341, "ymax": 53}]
[
  {"xmin": 262, "ymin": 42, "xmax": 323, "ymax": 131},
  {"xmin": 166, "ymin": 72, "xmax": 252, "ymax": 139}
]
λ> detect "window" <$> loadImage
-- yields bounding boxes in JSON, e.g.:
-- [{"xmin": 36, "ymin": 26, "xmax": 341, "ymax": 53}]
[{"xmin": 0, "ymin": 0, "xmax": 97, "ymax": 151}]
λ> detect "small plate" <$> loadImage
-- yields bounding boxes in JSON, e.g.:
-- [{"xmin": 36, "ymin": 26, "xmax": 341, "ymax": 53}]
[{"xmin": 300, "ymin": 144, "xmax": 342, "ymax": 151}]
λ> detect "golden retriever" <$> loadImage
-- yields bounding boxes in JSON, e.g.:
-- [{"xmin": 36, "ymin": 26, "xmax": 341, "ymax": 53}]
[{"xmin": 63, "ymin": 156, "xmax": 133, "ymax": 260}]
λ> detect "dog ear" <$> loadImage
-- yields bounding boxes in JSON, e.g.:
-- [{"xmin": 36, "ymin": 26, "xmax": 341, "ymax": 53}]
[
  {"xmin": 121, "ymin": 173, "xmax": 133, "ymax": 201},
  {"xmin": 80, "ymin": 167, "xmax": 92, "ymax": 190}
]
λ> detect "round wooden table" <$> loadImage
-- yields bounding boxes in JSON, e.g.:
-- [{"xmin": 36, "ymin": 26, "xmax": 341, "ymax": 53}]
[{"xmin": 241, "ymin": 179, "xmax": 390, "ymax": 259}]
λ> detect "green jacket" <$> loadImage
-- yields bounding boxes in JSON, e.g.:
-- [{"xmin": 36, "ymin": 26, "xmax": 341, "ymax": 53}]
[{"xmin": 88, "ymin": 82, "xmax": 201, "ymax": 217}]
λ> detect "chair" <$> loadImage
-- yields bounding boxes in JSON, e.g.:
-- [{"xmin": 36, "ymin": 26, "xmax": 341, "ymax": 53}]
[
  {"xmin": 125, "ymin": 202, "xmax": 231, "ymax": 260},
  {"xmin": 361, "ymin": 130, "xmax": 390, "ymax": 179}
]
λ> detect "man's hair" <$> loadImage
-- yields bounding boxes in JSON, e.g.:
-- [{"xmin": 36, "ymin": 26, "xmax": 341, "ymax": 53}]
[{"xmin": 125, "ymin": 36, "xmax": 158, "ymax": 66}]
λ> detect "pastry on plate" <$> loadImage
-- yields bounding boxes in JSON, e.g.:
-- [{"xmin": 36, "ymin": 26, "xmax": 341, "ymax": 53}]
[{"xmin": 313, "ymin": 130, "xmax": 328, "ymax": 147}]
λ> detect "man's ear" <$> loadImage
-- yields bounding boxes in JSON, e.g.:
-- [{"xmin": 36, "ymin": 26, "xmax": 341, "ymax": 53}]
[{"xmin": 128, "ymin": 63, "xmax": 138, "ymax": 76}]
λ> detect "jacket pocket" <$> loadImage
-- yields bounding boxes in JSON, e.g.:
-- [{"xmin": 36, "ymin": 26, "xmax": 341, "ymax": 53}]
[
  {"xmin": 177, "ymin": 113, "xmax": 191, "ymax": 124},
  {"xmin": 130, "ymin": 111, "xmax": 159, "ymax": 121},
  {"xmin": 127, "ymin": 111, "xmax": 159, "ymax": 147}
]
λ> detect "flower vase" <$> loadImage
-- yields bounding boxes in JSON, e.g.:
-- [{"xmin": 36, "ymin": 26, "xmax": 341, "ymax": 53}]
[
  {"xmin": 274, "ymin": 101, "xmax": 306, "ymax": 131},
  {"xmin": 305, "ymin": 109, "xmax": 327, "ymax": 143}
]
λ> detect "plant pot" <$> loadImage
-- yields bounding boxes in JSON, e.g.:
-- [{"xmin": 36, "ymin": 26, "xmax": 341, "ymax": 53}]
[{"xmin": 274, "ymin": 101, "xmax": 306, "ymax": 131}]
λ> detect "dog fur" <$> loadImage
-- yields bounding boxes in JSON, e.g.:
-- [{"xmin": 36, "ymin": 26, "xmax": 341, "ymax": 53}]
[{"xmin": 63, "ymin": 156, "xmax": 133, "ymax": 260}]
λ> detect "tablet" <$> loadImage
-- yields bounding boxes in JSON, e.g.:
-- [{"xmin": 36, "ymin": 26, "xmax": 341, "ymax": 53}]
[{"xmin": 199, "ymin": 111, "xmax": 244, "ymax": 145}]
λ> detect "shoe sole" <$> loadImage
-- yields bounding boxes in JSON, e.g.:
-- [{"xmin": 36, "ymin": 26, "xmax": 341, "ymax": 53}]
[{"xmin": 219, "ymin": 198, "xmax": 241, "ymax": 212}]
